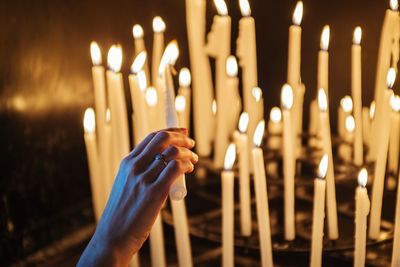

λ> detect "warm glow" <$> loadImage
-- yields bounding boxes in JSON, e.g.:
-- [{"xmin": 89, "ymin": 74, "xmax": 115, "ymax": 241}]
[
  {"xmin": 224, "ymin": 143, "xmax": 236, "ymax": 170},
  {"xmin": 146, "ymin": 87, "xmax": 158, "ymax": 107},
  {"xmin": 270, "ymin": 107, "xmax": 282, "ymax": 123},
  {"xmin": 353, "ymin": 27, "xmax": 362, "ymax": 45},
  {"xmin": 358, "ymin": 168, "xmax": 368, "ymax": 187},
  {"xmin": 253, "ymin": 120, "xmax": 265, "ymax": 147},
  {"xmin": 252, "ymin": 87, "xmax": 263, "ymax": 102},
  {"xmin": 137, "ymin": 71, "xmax": 147, "ymax": 91},
  {"xmin": 318, "ymin": 88, "xmax": 328, "ymax": 112},
  {"xmin": 318, "ymin": 154, "xmax": 329, "ymax": 179},
  {"xmin": 238, "ymin": 112, "xmax": 249, "ymax": 133},
  {"xmin": 214, "ymin": 0, "xmax": 228, "ymax": 16},
  {"xmin": 340, "ymin": 96, "xmax": 353, "ymax": 113},
  {"xmin": 239, "ymin": 0, "xmax": 251, "ymax": 16},
  {"xmin": 390, "ymin": 94, "xmax": 400, "ymax": 112},
  {"xmin": 292, "ymin": 1, "xmax": 303, "ymax": 26},
  {"xmin": 107, "ymin": 45, "xmax": 123, "ymax": 73},
  {"xmin": 152, "ymin": 16, "xmax": 166, "ymax": 33},
  {"xmin": 179, "ymin": 68, "xmax": 191, "ymax": 87},
  {"xmin": 90, "ymin": 41, "xmax": 102, "ymax": 65},
  {"xmin": 212, "ymin": 99, "xmax": 217, "ymax": 115},
  {"xmin": 320, "ymin": 25, "xmax": 330, "ymax": 51},
  {"xmin": 391, "ymin": 0, "xmax": 399, "ymax": 11},
  {"xmin": 370, "ymin": 101, "xmax": 376, "ymax": 120},
  {"xmin": 84, "ymin": 108, "xmax": 96, "ymax": 134},
  {"xmin": 130, "ymin": 51, "xmax": 147, "ymax": 74},
  {"xmin": 175, "ymin": 95, "xmax": 186, "ymax": 112},
  {"xmin": 132, "ymin": 24, "xmax": 144, "ymax": 39},
  {"xmin": 158, "ymin": 40, "xmax": 179, "ymax": 75},
  {"xmin": 106, "ymin": 109, "xmax": 111, "ymax": 123},
  {"xmin": 387, "ymin": 68, "xmax": 397, "ymax": 88},
  {"xmin": 281, "ymin": 84, "xmax": 294, "ymax": 110},
  {"xmin": 345, "ymin": 115, "xmax": 355, "ymax": 133},
  {"xmin": 226, "ymin": 56, "xmax": 238, "ymax": 77}
]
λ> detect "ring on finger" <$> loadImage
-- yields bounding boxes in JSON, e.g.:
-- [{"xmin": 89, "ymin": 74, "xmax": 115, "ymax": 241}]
[{"xmin": 154, "ymin": 153, "xmax": 168, "ymax": 167}]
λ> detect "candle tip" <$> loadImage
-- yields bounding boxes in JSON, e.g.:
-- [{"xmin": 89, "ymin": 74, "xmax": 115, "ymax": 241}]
[
  {"xmin": 292, "ymin": 1, "xmax": 303, "ymax": 25},
  {"xmin": 84, "ymin": 108, "xmax": 96, "ymax": 134},
  {"xmin": 137, "ymin": 71, "xmax": 147, "ymax": 91},
  {"xmin": 353, "ymin": 26, "xmax": 362, "ymax": 45},
  {"xmin": 369, "ymin": 101, "xmax": 376, "ymax": 120},
  {"xmin": 175, "ymin": 95, "xmax": 186, "ymax": 112},
  {"xmin": 131, "ymin": 51, "xmax": 147, "ymax": 74},
  {"xmin": 317, "ymin": 88, "xmax": 328, "ymax": 112},
  {"xmin": 132, "ymin": 24, "xmax": 144, "ymax": 39},
  {"xmin": 90, "ymin": 41, "xmax": 102, "ymax": 65},
  {"xmin": 239, "ymin": 0, "xmax": 251, "ymax": 16},
  {"xmin": 179, "ymin": 68, "xmax": 191, "ymax": 87},
  {"xmin": 270, "ymin": 107, "xmax": 282, "ymax": 123},
  {"xmin": 213, "ymin": 0, "xmax": 228, "ymax": 16},
  {"xmin": 340, "ymin": 96, "xmax": 353, "ymax": 113},
  {"xmin": 146, "ymin": 87, "xmax": 158, "ymax": 107},
  {"xmin": 152, "ymin": 16, "xmax": 166, "ymax": 33},
  {"xmin": 158, "ymin": 40, "xmax": 179, "ymax": 75},
  {"xmin": 252, "ymin": 87, "xmax": 263, "ymax": 102},
  {"xmin": 320, "ymin": 25, "xmax": 330, "ymax": 51},
  {"xmin": 253, "ymin": 120, "xmax": 265, "ymax": 147},
  {"xmin": 390, "ymin": 0, "xmax": 399, "ymax": 11},
  {"xmin": 345, "ymin": 115, "xmax": 355, "ymax": 133},
  {"xmin": 224, "ymin": 143, "xmax": 236, "ymax": 170},
  {"xmin": 107, "ymin": 45, "xmax": 123, "ymax": 72},
  {"xmin": 281, "ymin": 84, "xmax": 294, "ymax": 110},
  {"xmin": 212, "ymin": 99, "xmax": 217, "ymax": 115},
  {"xmin": 358, "ymin": 168, "xmax": 368, "ymax": 187},
  {"xmin": 318, "ymin": 154, "xmax": 329, "ymax": 179},
  {"xmin": 390, "ymin": 94, "xmax": 400, "ymax": 112},
  {"xmin": 238, "ymin": 112, "xmax": 249, "ymax": 133},
  {"xmin": 226, "ymin": 56, "xmax": 238, "ymax": 77},
  {"xmin": 387, "ymin": 68, "xmax": 397, "ymax": 88},
  {"xmin": 106, "ymin": 109, "xmax": 111, "ymax": 123}
]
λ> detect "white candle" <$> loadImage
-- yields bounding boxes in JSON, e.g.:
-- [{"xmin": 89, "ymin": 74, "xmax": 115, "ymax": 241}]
[
  {"xmin": 248, "ymin": 87, "xmax": 265, "ymax": 173},
  {"xmin": 310, "ymin": 154, "xmax": 328, "ymax": 267},
  {"xmin": 252, "ymin": 121, "xmax": 274, "ymax": 267},
  {"xmin": 222, "ymin": 143, "xmax": 236, "ymax": 267},
  {"xmin": 175, "ymin": 95, "xmax": 189, "ymax": 130},
  {"xmin": 388, "ymin": 94, "xmax": 400, "ymax": 174},
  {"xmin": 362, "ymin": 107, "xmax": 371, "ymax": 148},
  {"xmin": 281, "ymin": 84, "xmax": 296, "ymax": 240},
  {"xmin": 106, "ymin": 45, "xmax": 130, "ymax": 159},
  {"xmin": 83, "ymin": 108, "xmax": 103, "ymax": 221},
  {"xmin": 337, "ymin": 96, "xmax": 353, "ymax": 141},
  {"xmin": 267, "ymin": 107, "xmax": 282, "ymax": 150},
  {"xmin": 369, "ymin": 69, "xmax": 396, "ymax": 239},
  {"xmin": 178, "ymin": 68, "xmax": 192, "ymax": 131},
  {"xmin": 145, "ymin": 87, "xmax": 161, "ymax": 132},
  {"xmin": 152, "ymin": 16, "xmax": 166, "ymax": 87},
  {"xmin": 308, "ymin": 100, "xmax": 319, "ymax": 148},
  {"xmin": 354, "ymin": 168, "xmax": 370, "ymax": 267},
  {"xmin": 149, "ymin": 214, "xmax": 167, "ymax": 267},
  {"xmin": 318, "ymin": 26, "xmax": 330, "ymax": 95},
  {"xmin": 366, "ymin": 101, "xmax": 376, "ymax": 160},
  {"xmin": 391, "ymin": 170, "xmax": 400, "ymax": 266},
  {"xmin": 318, "ymin": 88, "xmax": 339, "ymax": 240},
  {"xmin": 338, "ymin": 115, "xmax": 355, "ymax": 162},
  {"xmin": 352, "ymin": 27, "xmax": 364, "ymax": 166},
  {"xmin": 185, "ymin": 0, "xmax": 215, "ymax": 157},
  {"xmin": 132, "ymin": 24, "xmax": 150, "ymax": 84},
  {"xmin": 104, "ymin": 110, "xmax": 115, "ymax": 198}
]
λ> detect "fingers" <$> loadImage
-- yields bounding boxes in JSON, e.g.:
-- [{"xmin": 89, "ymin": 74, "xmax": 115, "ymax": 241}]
[
  {"xmin": 154, "ymin": 159, "xmax": 194, "ymax": 191},
  {"xmin": 135, "ymin": 131, "xmax": 195, "ymax": 170},
  {"xmin": 142, "ymin": 146, "xmax": 198, "ymax": 183}
]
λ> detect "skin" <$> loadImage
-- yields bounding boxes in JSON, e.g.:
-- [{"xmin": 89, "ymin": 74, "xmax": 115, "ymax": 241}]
[{"xmin": 78, "ymin": 128, "xmax": 198, "ymax": 267}]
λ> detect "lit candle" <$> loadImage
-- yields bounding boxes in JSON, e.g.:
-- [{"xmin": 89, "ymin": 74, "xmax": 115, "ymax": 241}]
[
  {"xmin": 152, "ymin": 16, "xmax": 166, "ymax": 87},
  {"xmin": 369, "ymin": 69, "xmax": 396, "ymax": 239},
  {"xmin": 178, "ymin": 68, "xmax": 192, "ymax": 131},
  {"xmin": 366, "ymin": 101, "xmax": 376, "ymax": 161},
  {"xmin": 354, "ymin": 168, "xmax": 370, "ymax": 267},
  {"xmin": 234, "ymin": 112, "xmax": 251, "ymax": 236},
  {"xmin": 248, "ymin": 87, "xmax": 265, "ymax": 173},
  {"xmin": 362, "ymin": 107, "xmax": 371, "ymax": 148},
  {"xmin": 281, "ymin": 84, "xmax": 296, "ymax": 240},
  {"xmin": 308, "ymin": 100, "xmax": 319, "ymax": 148},
  {"xmin": 318, "ymin": 26, "xmax": 330, "ymax": 95},
  {"xmin": 267, "ymin": 107, "xmax": 282, "ymax": 151},
  {"xmin": 391, "ymin": 170, "xmax": 400, "ymax": 266},
  {"xmin": 132, "ymin": 24, "xmax": 150, "ymax": 84},
  {"xmin": 252, "ymin": 121, "xmax": 274, "ymax": 267},
  {"xmin": 337, "ymin": 96, "xmax": 353, "ymax": 141},
  {"xmin": 83, "ymin": 108, "xmax": 103, "ymax": 221},
  {"xmin": 185, "ymin": 0, "xmax": 215, "ymax": 157},
  {"xmin": 175, "ymin": 95, "xmax": 189, "ymax": 130},
  {"xmin": 221, "ymin": 143, "xmax": 236, "ymax": 267},
  {"xmin": 338, "ymin": 115, "xmax": 355, "ymax": 162},
  {"xmin": 145, "ymin": 87, "xmax": 160, "ymax": 132},
  {"xmin": 388, "ymin": 94, "xmax": 400, "ymax": 175},
  {"xmin": 318, "ymin": 88, "xmax": 339, "ymax": 240},
  {"xmin": 310, "ymin": 154, "xmax": 328, "ymax": 267},
  {"xmin": 106, "ymin": 45, "xmax": 130, "ymax": 159},
  {"xmin": 352, "ymin": 27, "xmax": 364, "ymax": 166}
]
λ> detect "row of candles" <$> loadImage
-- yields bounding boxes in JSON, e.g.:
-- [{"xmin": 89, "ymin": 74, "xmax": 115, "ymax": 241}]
[{"xmin": 81, "ymin": 0, "xmax": 400, "ymax": 266}]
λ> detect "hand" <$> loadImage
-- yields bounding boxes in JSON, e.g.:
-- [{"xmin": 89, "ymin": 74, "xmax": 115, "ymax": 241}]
[{"xmin": 78, "ymin": 128, "xmax": 198, "ymax": 267}]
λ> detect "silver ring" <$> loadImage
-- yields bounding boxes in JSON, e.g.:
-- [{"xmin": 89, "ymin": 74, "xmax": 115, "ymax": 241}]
[{"xmin": 154, "ymin": 153, "xmax": 168, "ymax": 167}]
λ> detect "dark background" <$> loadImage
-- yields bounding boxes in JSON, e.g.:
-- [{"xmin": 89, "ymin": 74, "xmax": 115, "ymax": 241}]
[{"xmin": 0, "ymin": 0, "xmax": 394, "ymax": 265}]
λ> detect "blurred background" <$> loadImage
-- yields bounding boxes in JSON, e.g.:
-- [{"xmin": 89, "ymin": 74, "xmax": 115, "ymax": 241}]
[{"xmin": 0, "ymin": 0, "xmax": 392, "ymax": 265}]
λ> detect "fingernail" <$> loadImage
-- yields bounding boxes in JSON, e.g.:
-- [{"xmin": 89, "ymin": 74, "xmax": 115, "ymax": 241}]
[
  {"xmin": 189, "ymin": 138, "xmax": 195, "ymax": 146},
  {"xmin": 192, "ymin": 152, "xmax": 199, "ymax": 162}
]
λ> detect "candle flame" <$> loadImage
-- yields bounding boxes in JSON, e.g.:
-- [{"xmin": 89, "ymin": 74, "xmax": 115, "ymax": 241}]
[
  {"xmin": 345, "ymin": 115, "xmax": 355, "ymax": 133},
  {"xmin": 226, "ymin": 56, "xmax": 238, "ymax": 77},
  {"xmin": 175, "ymin": 95, "xmax": 186, "ymax": 112},
  {"xmin": 238, "ymin": 112, "xmax": 249, "ymax": 133},
  {"xmin": 320, "ymin": 25, "xmax": 330, "ymax": 51},
  {"xmin": 318, "ymin": 154, "xmax": 329, "ymax": 179},
  {"xmin": 132, "ymin": 24, "xmax": 144, "ymax": 39},
  {"xmin": 390, "ymin": 94, "xmax": 400, "ymax": 112},
  {"xmin": 212, "ymin": 99, "xmax": 217, "ymax": 115},
  {"xmin": 292, "ymin": 1, "xmax": 303, "ymax": 26},
  {"xmin": 107, "ymin": 45, "xmax": 123, "ymax": 72},
  {"xmin": 253, "ymin": 120, "xmax": 265, "ymax": 147},
  {"xmin": 213, "ymin": 0, "xmax": 228, "ymax": 16},
  {"xmin": 146, "ymin": 87, "xmax": 158, "ymax": 107},
  {"xmin": 137, "ymin": 71, "xmax": 147, "ymax": 91},
  {"xmin": 130, "ymin": 51, "xmax": 147, "ymax": 74},
  {"xmin": 353, "ymin": 26, "xmax": 362, "ymax": 45},
  {"xmin": 370, "ymin": 101, "xmax": 376, "ymax": 119},
  {"xmin": 224, "ymin": 143, "xmax": 236, "ymax": 170},
  {"xmin": 252, "ymin": 87, "xmax": 263, "ymax": 102},
  {"xmin": 84, "ymin": 108, "xmax": 96, "ymax": 134},
  {"xmin": 281, "ymin": 84, "xmax": 294, "ymax": 110},
  {"xmin": 270, "ymin": 107, "xmax": 282, "ymax": 123},
  {"xmin": 90, "ymin": 41, "xmax": 102, "ymax": 65},
  {"xmin": 318, "ymin": 88, "xmax": 328, "ymax": 112},
  {"xmin": 179, "ymin": 68, "xmax": 192, "ymax": 87},
  {"xmin": 153, "ymin": 16, "xmax": 166, "ymax": 33},
  {"xmin": 158, "ymin": 40, "xmax": 179, "ymax": 75},
  {"xmin": 387, "ymin": 68, "xmax": 397, "ymax": 88},
  {"xmin": 106, "ymin": 109, "xmax": 111, "ymax": 123},
  {"xmin": 358, "ymin": 168, "xmax": 368, "ymax": 187},
  {"xmin": 390, "ymin": 0, "xmax": 399, "ymax": 11},
  {"xmin": 239, "ymin": 0, "xmax": 251, "ymax": 16},
  {"xmin": 340, "ymin": 96, "xmax": 353, "ymax": 113}
]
